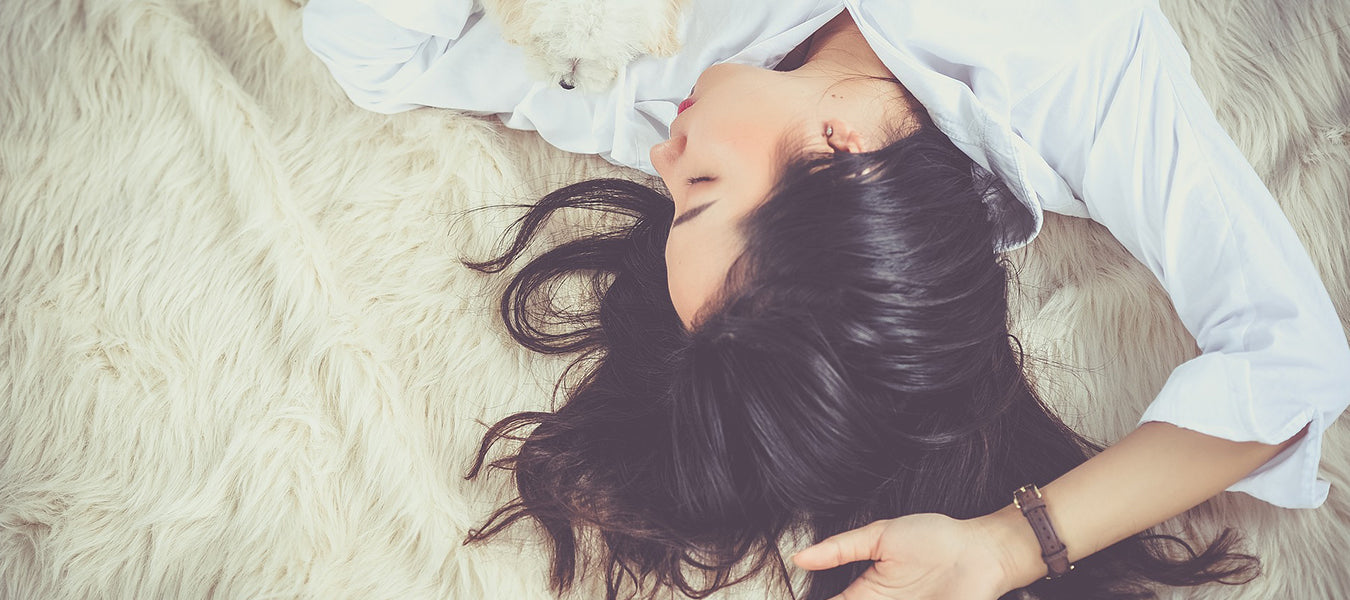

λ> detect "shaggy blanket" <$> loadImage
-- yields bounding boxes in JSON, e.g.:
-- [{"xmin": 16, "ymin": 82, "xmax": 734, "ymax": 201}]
[{"xmin": 2, "ymin": 0, "xmax": 1348, "ymax": 598}]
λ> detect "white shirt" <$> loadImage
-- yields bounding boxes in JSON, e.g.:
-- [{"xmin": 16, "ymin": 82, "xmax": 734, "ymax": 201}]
[{"xmin": 302, "ymin": 0, "xmax": 1350, "ymax": 509}]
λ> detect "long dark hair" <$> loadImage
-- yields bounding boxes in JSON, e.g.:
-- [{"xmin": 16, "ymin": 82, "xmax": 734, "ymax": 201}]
[{"xmin": 460, "ymin": 124, "xmax": 1260, "ymax": 599}]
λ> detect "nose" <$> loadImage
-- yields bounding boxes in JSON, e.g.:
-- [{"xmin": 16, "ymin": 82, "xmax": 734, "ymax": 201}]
[{"xmin": 648, "ymin": 133, "xmax": 686, "ymax": 178}]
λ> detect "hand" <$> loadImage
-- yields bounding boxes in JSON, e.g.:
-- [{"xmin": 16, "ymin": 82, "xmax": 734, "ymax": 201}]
[{"xmin": 791, "ymin": 513, "xmax": 1013, "ymax": 600}]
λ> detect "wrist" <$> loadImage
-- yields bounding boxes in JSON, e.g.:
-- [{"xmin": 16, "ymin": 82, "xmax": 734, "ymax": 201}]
[{"xmin": 974, "ymin": 503, "xmax": 1049, "ymax": 592}]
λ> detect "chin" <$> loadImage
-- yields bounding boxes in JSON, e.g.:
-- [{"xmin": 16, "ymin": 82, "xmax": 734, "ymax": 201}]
[{"xmin": 480, "ymin": 0, "xmax": 688, "ymax": 93}]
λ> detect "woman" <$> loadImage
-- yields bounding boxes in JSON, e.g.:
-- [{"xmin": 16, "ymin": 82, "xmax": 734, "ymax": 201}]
[{"xmin": 302, "ymin": 1, "xmax": 1350, "ymax": 599}]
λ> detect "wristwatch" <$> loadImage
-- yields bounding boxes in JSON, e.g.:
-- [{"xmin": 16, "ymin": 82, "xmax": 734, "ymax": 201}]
[{"xmin": 1012, "ymin": 483, "xmax": 1074, "ymax": 579}]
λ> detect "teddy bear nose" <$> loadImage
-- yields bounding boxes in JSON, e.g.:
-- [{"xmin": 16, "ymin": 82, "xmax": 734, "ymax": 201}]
[{"xmin": 558, "ymin": 58, "xmax": 582, "ymax": 90}]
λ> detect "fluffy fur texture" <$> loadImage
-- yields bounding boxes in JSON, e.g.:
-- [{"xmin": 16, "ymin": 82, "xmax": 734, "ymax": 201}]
[
  {"xmin": 480, "ymin": 0, "xmax": 685, "ymax": 91},
  {"xmin": 0, "ymin": 0, "xmax": 1346, "ymax": 598}
]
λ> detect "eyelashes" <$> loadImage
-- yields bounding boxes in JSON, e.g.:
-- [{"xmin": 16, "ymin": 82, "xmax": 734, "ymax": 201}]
[{"xmin": 686, "ymin": 176, "xmax": 713, "ymax": 185}]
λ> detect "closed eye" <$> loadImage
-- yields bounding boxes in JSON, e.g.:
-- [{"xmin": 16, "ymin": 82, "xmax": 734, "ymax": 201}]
[{"xmin": 686, "ymin": 176, "xmax": 713, "ymax": 186}]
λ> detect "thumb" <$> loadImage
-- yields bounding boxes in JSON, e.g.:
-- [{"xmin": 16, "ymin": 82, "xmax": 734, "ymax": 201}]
[{"xmin": 791, "ymin": 520, "xmax": 889, "ymax": 571}]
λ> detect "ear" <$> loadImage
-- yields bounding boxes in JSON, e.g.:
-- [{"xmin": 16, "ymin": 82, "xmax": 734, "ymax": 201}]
[{"xmin": 824, "ymin": 118, "xmax": 868, "ymax": 154}]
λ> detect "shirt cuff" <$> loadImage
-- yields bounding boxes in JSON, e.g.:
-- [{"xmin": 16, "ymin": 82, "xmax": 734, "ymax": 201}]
[{"xmin": 1136, "ymin": 353, "xmax": 1334, "ymax": 509}]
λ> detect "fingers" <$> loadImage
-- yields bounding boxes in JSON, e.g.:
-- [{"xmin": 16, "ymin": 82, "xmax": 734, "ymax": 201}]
[{"xmin": 791, "ymin": 520, "xmax": 888, "ymax": 571}]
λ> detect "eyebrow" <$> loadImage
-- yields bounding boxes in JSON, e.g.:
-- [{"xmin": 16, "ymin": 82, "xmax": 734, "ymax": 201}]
[{"xmin": 672, "ymin": 200, "xmax": 717, "ymax": 228}]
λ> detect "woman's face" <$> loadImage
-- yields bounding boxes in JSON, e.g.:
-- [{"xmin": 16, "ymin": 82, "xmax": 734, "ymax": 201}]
[{"xmin": 649, "ymin": 62, "xmax": 900, "ymax": 329}]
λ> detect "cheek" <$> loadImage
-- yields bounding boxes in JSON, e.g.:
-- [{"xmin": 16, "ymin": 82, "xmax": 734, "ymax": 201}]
[
  {"xmin": 664, "ymin": 228, "xmax": 743, "ymax": 327},
  {"xmin": 664, "ymin": 236, "xmax": 701, "ymax": 324},
  {"xmin": 665, "ymin": 233, "xmax": 722, "ymax": 328}
]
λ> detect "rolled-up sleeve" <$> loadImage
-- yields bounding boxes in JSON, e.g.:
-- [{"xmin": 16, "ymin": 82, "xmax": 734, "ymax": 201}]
[{"xmin": 1010, "ymin": 5, "xmax": 1350, "ymax": 508}]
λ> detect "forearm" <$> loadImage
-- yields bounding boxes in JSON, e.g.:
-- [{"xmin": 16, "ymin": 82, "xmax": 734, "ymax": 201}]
[{"xmin": 980, "ymin": 420, "xmax": 1307, "ymax": 591}]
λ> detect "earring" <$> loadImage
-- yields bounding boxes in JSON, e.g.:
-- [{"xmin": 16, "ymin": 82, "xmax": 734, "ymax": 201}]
[{"xmin": 826, "ymin": 125, "xmax": 834, "ymax": 138}]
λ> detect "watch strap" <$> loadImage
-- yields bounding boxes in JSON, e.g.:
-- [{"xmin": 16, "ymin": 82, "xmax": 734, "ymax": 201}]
[{"xmin": 1012, "ymin": 484, "xmax": 1073, "ymax": 579}]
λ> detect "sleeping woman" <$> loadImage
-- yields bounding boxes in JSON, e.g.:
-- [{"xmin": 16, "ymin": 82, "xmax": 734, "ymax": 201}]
[{"xmin": 300, "ymin": 1, "xmax": 1350, "ymax": 599}]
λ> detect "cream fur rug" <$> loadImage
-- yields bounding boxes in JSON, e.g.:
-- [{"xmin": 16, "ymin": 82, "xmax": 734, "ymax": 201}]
[{"xmin": 2, "ymin": 0, "xmax": 1348, "ymax": 598}]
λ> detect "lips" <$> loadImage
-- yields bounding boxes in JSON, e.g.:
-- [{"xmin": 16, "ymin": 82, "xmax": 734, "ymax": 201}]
[{"xmin": 677, "ymin": 97, "xmax": 696, "ymax": 115}]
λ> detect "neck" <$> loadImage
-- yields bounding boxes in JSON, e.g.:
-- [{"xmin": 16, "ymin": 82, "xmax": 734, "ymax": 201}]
[
  {"xmin": 796, "ymin": 11, "xmax": 894, "ymax": 81},
  {"xmin": 788, "ymin": 11, "xmax": 921, "ymax": 143}
]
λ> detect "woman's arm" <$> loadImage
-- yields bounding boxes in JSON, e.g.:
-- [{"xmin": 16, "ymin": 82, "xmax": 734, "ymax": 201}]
[
  {"xmin": 984, "ymin": 421, "xmax": 1306, "ymax": 590},
  {"xmin": 1006, "ymin": 3, "xmax": 1350, "ymax": 511},
  {"xmin": 792, "ymin": 421, "xmax": 1306, "ymax": 598}
]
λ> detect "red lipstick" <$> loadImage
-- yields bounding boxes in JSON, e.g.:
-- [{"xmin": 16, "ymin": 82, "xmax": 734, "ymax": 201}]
[{"xmin": 677, "ymin": 97, "xmax": 695, "ymax": 115}]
